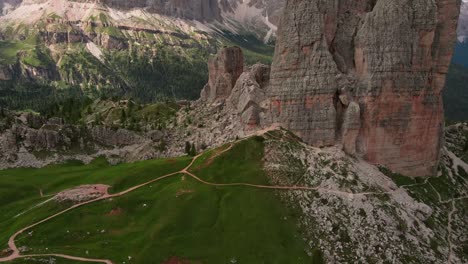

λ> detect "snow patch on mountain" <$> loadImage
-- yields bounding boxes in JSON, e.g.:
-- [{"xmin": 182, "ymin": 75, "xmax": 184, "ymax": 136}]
[{"xmin": 458, "ymin": 0, "xmax": 468, "ymax": 42}]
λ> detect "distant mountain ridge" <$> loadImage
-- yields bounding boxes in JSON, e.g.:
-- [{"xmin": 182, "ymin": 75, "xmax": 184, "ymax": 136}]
[
  {"xmin": 458, "ymin": 0, "xmax": 468, "ymax": 42},
  {"xmin": 0, "ymin": 0, "xmax": 284, "ymax": 109},
  {"xmin": 0, "ymin": 0, "xmax": 283, "ymax": 41},
  {"xmin": 1, "ymin": 0, "xmax": 467, "ymax": 125}
]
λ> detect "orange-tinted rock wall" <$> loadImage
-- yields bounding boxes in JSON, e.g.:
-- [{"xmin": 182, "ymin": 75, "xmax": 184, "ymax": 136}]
[{"xmin": 269, "ymin": 0, "xmax": 461, "ymax": 176}]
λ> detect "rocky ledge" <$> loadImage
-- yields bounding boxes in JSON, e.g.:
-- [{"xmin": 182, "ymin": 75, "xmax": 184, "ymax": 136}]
[{"xmin": 199, "ymin": 0, "xmax": 462, "ymax": 178}]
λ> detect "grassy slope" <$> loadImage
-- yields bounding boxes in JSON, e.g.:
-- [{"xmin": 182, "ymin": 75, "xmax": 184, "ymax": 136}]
[
  {"xmin": 0, "ymin": 36, "xmax": 52, "ymax": 68},
  {"xmin": 0, "ymin": 157, "xmax": 191, "ymax": 248},
  {"xmin": 0, "ymin": 41, "xmax": 29, "ymax": 65},
  {"xmin": 221, "ymin": 31, "xmax": 275, "ymax": 65},
  {"xmin": 82, "ymin": 100, "xmax": 180, "ymax": 129},
  {"xmin": 9, "ymin": 138, "xmax": 319, "ymax": 263},
  {"xmin": 189, "ymin": 137, "xmax": 268, "ymax": 185}
]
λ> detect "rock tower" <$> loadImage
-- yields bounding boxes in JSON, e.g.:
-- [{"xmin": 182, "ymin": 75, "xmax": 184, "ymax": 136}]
[{"xmin": 268, "ymin": 0, "xmax": 460, "ymax": 177}]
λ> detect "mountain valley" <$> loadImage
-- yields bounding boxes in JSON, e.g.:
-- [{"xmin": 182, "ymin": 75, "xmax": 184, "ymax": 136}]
[
  {"xmin": 0, "ymin": 1, "xmax": 467, "ymax": 264},
  {"xmin": 0, "ymin": 0, "xmax": 280, "ymax": 108}
]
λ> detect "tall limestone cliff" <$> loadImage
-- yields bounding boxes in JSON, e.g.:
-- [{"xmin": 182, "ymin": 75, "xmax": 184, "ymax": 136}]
[
  {"xmin": 268, "ymin": 0, "xmax": 461, "ymax": 177},
  {"xmin": 200, "ymin": 46, "xmax": 244, "ymax": 103}
]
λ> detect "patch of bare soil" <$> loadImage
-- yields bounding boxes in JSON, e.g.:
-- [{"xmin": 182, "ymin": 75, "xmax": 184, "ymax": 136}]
[
  {"xmin": 175, "ymin": 189, "xmax": 194, "ymax": 197},
  {"xmin": 161, "ymin": 256, "xmax": 191, "ymax": 264},
  {"xmin": 106, "ymin": 207, "xmax": 123, "ymax": 216},
  {"xmin": 0, "ymin": 248, "xmax": 13, "ymax": 258},
  {"xmin": 54, "ymin": 185, "xmax": 110, "ymax": 203},
  {"xmin": 193, "ymin": 145, "xmax": 230, "ymax": 171}
]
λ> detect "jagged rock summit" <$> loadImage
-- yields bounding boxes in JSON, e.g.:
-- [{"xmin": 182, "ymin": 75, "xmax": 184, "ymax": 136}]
[
  {"xmin": 204, "ymin": 0, "xmax": 461, "ymax": 177},
  {"xmin": 199, "ymin": 46, "xmax": 271, "ymax": 130},
  {"xmin": 200, "ymin": 46, "xmax": 244, "ymax": 103}
]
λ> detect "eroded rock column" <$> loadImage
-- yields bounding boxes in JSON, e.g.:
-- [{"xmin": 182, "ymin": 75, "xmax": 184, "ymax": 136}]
[{"xmin": 200, "ymin": 46, "xmax": 244, "ymax": 103}]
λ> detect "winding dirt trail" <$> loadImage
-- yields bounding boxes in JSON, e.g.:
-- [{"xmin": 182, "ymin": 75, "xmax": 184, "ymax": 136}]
[
  {"xmin": 183, "ymin": 169, "xmax": 388, "ymax": 197},
  {"xmin": 2, "ymin": 195, "xmax": 113, "ymax": 262},
  {"xmin": 447, "ymin": 200, "xmax": 457, "ymax": 264},
  {"xmin": 19, "ymin": 254, "xmax": 112, "ymax": 264},
  {"xmin": 442, "ymin": 196, "xmax": 467, "ymax": 263},
  {"xmin": 0, "ymin": 139, "xmax": 395, "ymax": 264},
  {"xmin": 420, "ymin": 176, "xmax": 468, "ymax": 263},
  {"xmin": 2, "ymin": 137, "xmax": 466, "ymax": 264},
  {"xmin": 0, "ymin": 146, "xmax": 209, "ymax": 264}
]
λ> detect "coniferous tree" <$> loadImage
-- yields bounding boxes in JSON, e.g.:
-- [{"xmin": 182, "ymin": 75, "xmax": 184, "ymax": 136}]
[
  {"xmin": 189, "ymin": 143, "xmax": 197, "ymax": 156},
  {"xmin": 120, "ymin": 109, "xmax": 127, "ymax": 125},
  {"xmin": 128, "ymin": 100, "xmax": 134, "ymax": 114},
  {"xmin": 201, "ymin": 142, "xmax": 207, "ymax": 150},
  {"xmin": 95, "ymin": 113, "xmax": 101, "ymax": 125},
  {"xmin": 185, "ymin": 141, "xmax": 191, "ymax": 155},
  {"xmin": 128, "ymin": 116, "xmax": 137, "ymax": 130}
]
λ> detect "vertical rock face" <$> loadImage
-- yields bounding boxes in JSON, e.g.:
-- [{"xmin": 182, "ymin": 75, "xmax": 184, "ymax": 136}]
[
  {"xmin": 269, "ymin": 0, "xmax": 461, "ymax": 176},
  {"xmin": 268, "ymin": 0, "xmax": 342, "ymax": 147},
  {"xmin": 200, "ymin": 46, "xmax": 244, "ymax": 103},
  {"xmin": 227, "ymin": 63, "xmax": 270, "ymax": 128},
  {"xmin": 0, "ymin": 65, "xmax": 15, "ymax": 80}
]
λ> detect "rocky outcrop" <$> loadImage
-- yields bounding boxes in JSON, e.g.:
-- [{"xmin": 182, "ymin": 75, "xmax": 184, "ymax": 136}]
[
  {"xmin": 199, "ymin": 47, "xmax": 270, "ymax": 129},
  {"xmin": 40, "ymin": 30, "xmax": 85, "ymax": 45},
  {"xmin": 227, "ymin": 63, "xmax": 270, "ymax": 128},
  {"xmin": 0, "ymin": 65, "xmax": 16, "ymax": 80},
  {"xmin": 263, "ymin": 130, "xmax": 468, "ymax": 263},
  {"xmin": 90, "ymin": 126, "xmax": 145, "ymax": 147},
  {"xmin": 445, "ymin": 122, "xmax": 468, "ymax": 164},
  {"xmin": 94, "ymin": 33, "xmax": 128, "ymax": 50},
  {"xmin": 268, "ymin": 0, "xmax": 461, "ymax": 177},
  {"xmin": 20, "ymin": 62, "xmax": 60, "ymax": 81},
  {"xmin": 0, "ymin": 54, "xmax": 60, "ymax": 82},
  {"xmin": 0, "ymin": 112, "xmax": 166, "ymax": 169},
  {"xmin": 200, "ymin": 46, "xmax": 244, "ymax": 103}
]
